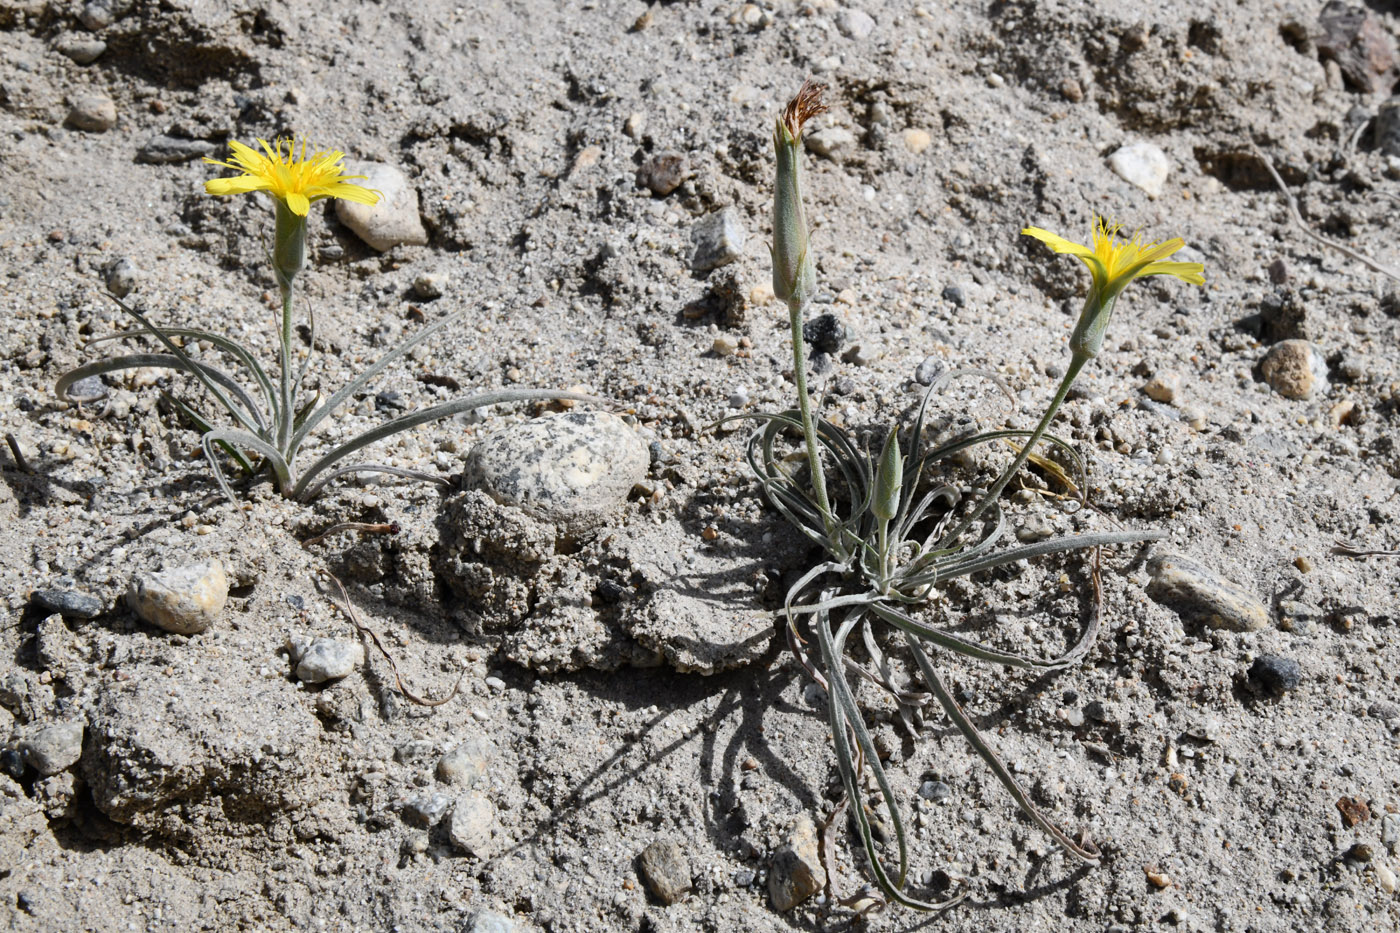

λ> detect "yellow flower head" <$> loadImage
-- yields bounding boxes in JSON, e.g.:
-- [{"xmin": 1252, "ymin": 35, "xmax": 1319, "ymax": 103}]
[
  {"xmin": 1022, "ymin": 217, "xmax": 1205, "ymax": 298},
  {"xmin": 204, "ymin": 138, "xmax": 380, "ymax": 217},
  {"xmin": 1022, "ymin": 217, "xmax": 1205, "ymax": 362}
]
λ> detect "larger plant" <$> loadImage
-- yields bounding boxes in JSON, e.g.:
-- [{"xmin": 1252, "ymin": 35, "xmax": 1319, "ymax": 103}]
[
  {"xmin": 738, "ymin": 82, "xmax": 1204, "ymax": 911},
  {"xmin": 58, "ymin": 138, "xmax": 590, "ymax": 502}
]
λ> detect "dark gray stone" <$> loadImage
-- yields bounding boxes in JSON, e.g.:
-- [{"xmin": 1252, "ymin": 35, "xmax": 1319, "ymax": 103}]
[
  {"xmin": 136, "ymin": 136, "xmax": 218, "ymax": 165},
  {"xmin": 32, "ymin": 589, "xmax": 103, "ymax": 619},
  {"xmin": 1248, "ymin": 656, "xmax": 1302, "ymax": 696}
]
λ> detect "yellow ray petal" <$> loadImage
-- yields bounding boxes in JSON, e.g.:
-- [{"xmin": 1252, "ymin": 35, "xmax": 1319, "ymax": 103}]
[
  {"xmin": 1138, "ymin": 261, "xmax": 1205, "ymax": 285},
  {"xmin": 1021, "ymin": 227, "xmax": 1095, "ymax": 258}
]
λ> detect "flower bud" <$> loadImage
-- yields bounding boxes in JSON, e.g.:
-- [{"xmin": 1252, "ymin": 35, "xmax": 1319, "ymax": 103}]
[
  {"xmin": 272, "ymin": 199, "xmax": 307, "ymax": 293},
  {"xmin": 772, "ymin": 80, "xmax": 826, "ymax": 308},
  {"xmin": 872, "ymin": 427, "xmax": 903, "ymax": 524}
]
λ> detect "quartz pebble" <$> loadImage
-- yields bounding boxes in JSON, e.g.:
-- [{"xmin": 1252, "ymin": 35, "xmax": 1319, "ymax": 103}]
[
  {"xmin": 465, "ymin": 411, "xmax": 648, "ymax": 534},
  {"xmin": 914, "ymin": 355, "xmax": 945, "ymax": 386},
  {"xmin": 1143, "ymin": 371, "xmax": 1182, "ymax": 404},
  {"xmin": 690, "ymin": 208, "xmax": 746, "ymax": 271},
  {"xmin": 465, "ymin": 910, "xmax": 514, "ymax": 933},
  {"xmin": 105, "ymin": 257, "xmax": 140, "ymax": 298},
  {"xmin": 335, "ymin": 162, "xmax": 428, "ymax": 251},
  {"xmin": 288, "ymin": 637, "xmax": 364, "ymax": 684},
  {"xmin": 67, "ymin": 93, "xmax": 116, "ymax": 132},
  {"xmin": 127, "ymin": 560, "xmax": 228, "ymax": 634},
  {"xmin": 412, "ymin": 270, "xmax": 446, "ymax": 299},
  {"xmin": 1108, "ymin": 141, "xmax": 1171, "ymax": 197},
  {"xmin": 902, "ymin": 128, "xmax": 931, "ymax": 154},
  {"xmin": 834, "ymin": 7, "xmax": 876, "ymax": 39},
  {"xmin": 403, "ymin": 792, "xmax": 451, "ymax": 827},
  {"xmin": 637, "ymin": 839, "xmax": 692, "ymax": 905}
]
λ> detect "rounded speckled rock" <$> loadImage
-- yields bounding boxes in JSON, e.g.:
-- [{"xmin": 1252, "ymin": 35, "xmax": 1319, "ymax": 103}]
[
  {"xmin": 126, "ymin": 560, "xmax": 228, "ymax": 635},
  {"xmin": 464, "ymin": 412, "xmax": 647, "ymax": 534}
]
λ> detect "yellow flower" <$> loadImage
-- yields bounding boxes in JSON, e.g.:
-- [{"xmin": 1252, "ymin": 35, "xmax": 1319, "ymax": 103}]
[
  {"xmin": 1022, "ymin": 217, "xmax": 1205, "ymax": 297},
  {"xmin": 204, "ymin": 138, "xmax": 380, "ymax": 216},
  {"xmin": 1022, "ymin": 217, "xmax": 1205, "ymax": 362}
]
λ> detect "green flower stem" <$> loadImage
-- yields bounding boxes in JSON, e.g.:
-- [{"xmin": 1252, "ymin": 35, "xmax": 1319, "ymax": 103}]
[
  {"xmin": 938, "ymin": 350, "xmax": 1089, "ymax": 549},
  {"xmin": 788, "ymin": 294, "xmax": 847, "ymax": 561},
  {"xmin": 272, "ymin": 201, "xmax": 307, "ymax": 454}
]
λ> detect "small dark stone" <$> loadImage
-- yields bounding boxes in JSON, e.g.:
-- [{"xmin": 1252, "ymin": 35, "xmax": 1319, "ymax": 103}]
[
  {"xmin": 914, "ymin": 355, "xmax": 945, "ymax": 386},
  {"xmin": 64, "ymin": 375, "xmax": 107, "ymax": 402},
  {"xmin": 830, "ymin": 376, "xmax": 855, "ymax": 396},
  {"xmin": 375, "ymin": 390, "xmax": 408, "ymax": 412},
  {"xmin": 285, "ymin": 594, "xmax": 305, "ymax": 611},
  {"xmin": 1249, "ymin": 655, "xmax": 1303, "ymax": 696},
  {"xmin": 918, "ymin": 780, "xmax": 951, "ymax": 801},
  {"xmin": 16, "ymin": 396, "xmax": 35, "ymax": 412},
  {"xmin": 1267, "ymin": 258, "xmax": 1290, "ymax": 284},
  {"xmin": 802, "ymin": 313, "xmax": 846, "ymax": 353},
  {"xmin": 135, "ymin": 135, "xmax": 218, "ymax": 165},
  {"xmin": 1346, "ymin": 842, "xmax": 1374, "ymax": 863},
  {"xmin": 647, "ymin": 441, "xmax": 666, "ymax": 467},
  {"xmin": 941, "ymin": 284, "xmax": 966, "ymax": 307},
  {"xmin": 31, "ymin": 589, "xmax": 103, "ymax": 620},
  {"xmin": 1, "ymin": 748, "xmax": 25, "ymax": 778}
]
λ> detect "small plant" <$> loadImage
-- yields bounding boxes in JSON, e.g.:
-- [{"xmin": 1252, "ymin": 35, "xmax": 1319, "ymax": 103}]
[
  {"xmin": 58, "ymin": 138, "xmax": 590, "ymax": 502},
  {"xmin": 737, "ymin": 82, "xmax": 1204, "ymax": 911}
]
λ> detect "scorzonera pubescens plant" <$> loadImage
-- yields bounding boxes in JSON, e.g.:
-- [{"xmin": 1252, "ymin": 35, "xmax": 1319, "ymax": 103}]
[
  {"xmin": 733, "ymin": 81, "xmax": 1205, "ymax": 911},
  {"xmin": 57, "ymin": 138, "xmax": 592, "ymax": 502}
]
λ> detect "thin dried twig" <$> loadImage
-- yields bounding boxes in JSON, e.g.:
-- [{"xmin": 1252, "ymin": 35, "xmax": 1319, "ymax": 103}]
[
  {"xmin": 1250, "ymin": 144, "xmax": 1400, "ymax": 283},
  {"xmin": 1331, "ymin": 538, "xmax": 1400, "ymax": 558},
  {"xmin": 322, "ymin": 569, "xmax": 463, "ymax": 707},
  {"xmin": 301, "ymin": 521, "xmax": 400, "ymax": 549},
  {"xmin": 4, "ymin": 434, "xmax": 33, "ymax": 473}
]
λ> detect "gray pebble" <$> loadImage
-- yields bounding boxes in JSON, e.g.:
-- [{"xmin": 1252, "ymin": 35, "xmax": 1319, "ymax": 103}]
[
  {"xmin": 403, "ymin": 792, "xmax": 452, "ymax": 827},
  {"xmin": 636, "ymin": 151, "xmax": 688, "ymax": 196},
  {"xmin": 727, "ymin": 387, "xmax": 749, "ymax": 409},
  {"xmin": 465, "ymin": 411, "xmax": 648, "ymax": 535},
  {"xmin": 690, "ymin": 207, "xmax": 747, "ymax": 271},
  {"xmin": 942, "ymin": 284, "xmax": 966, "ymax": 306},
  {"xmin": 1108, "ymin": 141, "xmax": 1172, "ymax": 197},
  {"xmin": 805, "ymin": 126, "xmax": 858, "ymax": 160},
  {"xmin": 918, "ymin": 780, "xmax": 952, "ymax": 801},
  {"xmin": 395, "ymin": 740, "xmax": 437, "ymax": 764},
  {"xmin": 637, "ymin": 839, "xmax": 692, "ymax": 905},
  {"xmin": 464, "ymin": 909, "xmax": 514, "ymax": 933},
  {"xmin": 1146, "ymin": 553, "xmax": 1268, "ymax": 632},
  {"xmin": 31, "ymin": 588, "xmax": 103, "ymax": 619},
  {"xmin": 335, "ymin": 162, "xmax": 428, "ymax": 252},
  {"xmin": 19, "ymin": 721, "xmax": 84, "ymax": 776},
  {"xmin": 437, "ymin": 735, "xmax": 494, "ymax": 788},
  {"xmin": 448, "ymin": 792, "xmax": 505, "ymax": 858},
  {"xmin": 834, "ymin": 7, "xmax": 876, "ymax": 39},
  {"xmin": 1248, "ymin": 655, "xmax": 1302, "ymax": 696},
  {"xmin": 105, "ymin": 257, "xmax": 139, "ymax": 298},
  {"xmin": 289, "ymin": 637, "xmax": 364, "ymax": 684},
  {"xmin": 1381, "ymin": 812, "xmax": 1400, "ymax": 852},
  {"xmin": 67, "ymin": 93, "xmax": 116, "ymax": 132},
  {"xmin": 734, "ymin": 868, "xmax": 756, "ymax": 887},
  {"xmin": 79, "ymin": 1, "xmax": 116, "ymax": 31},
  {"xmin": 55, "ymin": 34, "xmax": 107, "ymax": 64},
  {"xmin": 484, "ymin": 676, "xmax": 506, "ymax": 694},
  {"xmin": 127, "ymin": 560, "xmax": 228, "ymax": 634},
  {"xmin": 412, "ymin": 270, "xmax": 446, "ymax": 300},
  {"xmin": 1368, "ymin": 701, "xmax": 1400, "ymax": 721},
  {"xmin": 136, "ymin": 136, "xmax": 219, "ymax": 165},
  {"xmin": 1376, "ymin": 97, "xmax": 1400, "ymax": 159},
  {"xmin": 769, "ymin": 815, "xmax": 822, "ymax": 911},
  {"xmin": 914, "ymin": 355, "xmax": 945, "ymax": 386}
]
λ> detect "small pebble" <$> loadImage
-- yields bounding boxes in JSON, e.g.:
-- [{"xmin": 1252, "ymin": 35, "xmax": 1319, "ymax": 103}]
[
  {"xmin": 18, "ymin": 721, "xmax": 85, "ymax": 776},
  {"xmin": 1260, "ymin": 340, "xmax": 1326, "ymax": 400},
  {"xmin": 127, "ymin": 560, "xmax": 228, "ymax": 634},
  {"xmin": 448, "ymin": 792, "xmax": 505, "ymax": 858},
  {"xmin": 413, "ymin": 271, "xmax": 446, "ymax": 299},
  {"xmin": 336, "ymin": 162, "xmax": 428, "ymax": 251},
  {"xmin": 55, "ymin": 34, "xmax": 107, "ymax": 64},
  {"xmin": 769, "ymin": 815, "xmax": 823, "ymax": 911},
  {"xmin": 834, "ymin": 7, "xmax": 875, "ymax": 39},
  {"xmin": 711, "ymin": 335, "xmax": 738, "ymax": 356},
  {"xmin": 136, "ymin": 135, "xmax": 218, "ymax": 164},
  {"xmin": 1108, "ymin": 141, "xmax": 1171, "ymax": 197},
  {"xmin": 727, "ymin": 387, "xmax": 749, "ymax": 409},
  {"xmin": 918, "ymin": 780, "xmax": 952, "ymax": 801},
  {"xmin": 67, "ymin": 93, "xmax": 117, "ymax": 132},
  {"xmin": 1146, "ymin": 554, "xmax": 1268, "ymax": 632},
  {"xmin": 290, "ymin": 637, "xmax": 365, "ymax": 684},
  {"xmin": 623, "ymin": 112, "xmax": 646, "ymax": 139},
  {"xmin": 1377, "ymin": 863, "xmax": 1398, "ymax": 894},
  {"xmin": 31, "ymin": 588, "xmax": 103, "ymax": 620},
  {"xmin": 805, "ymin": 126, "xmax": 858, "ymax": 160},
  {"xmin": 438, "ymin": 736, "xmax": 494, "ymax": 788},
  {"xmin": 637, "ymin": 839, "xmax": 692, "ymax": 905},
  {"xmin": 1143, "ymin": 371, "xmax": 1182, "ymax": 404},
  {"xmin": 403, "ymin": 792, "xmax": 452, "ymax": 827},
  {"xmin": 902, "ymin": 128, "xmax": 931, "ymax": 154},
  {"xmin": 79, "ymin": 1, "xmax": 115, "ymax": 30},
  {"xmin": 914, "ymin": 356, "xmax": 945, "ymax": 386},
  {"xmin": 484, "ymin": 676, "xmax": 506, "ymax": 694},
  {"xmin": 690, "ymin": 208, "xmax": 746, "ymax": 271},
  {"xmin": 1249, "ymin": 655, "xmax": 1303, "ymax": 696},
  {"xmin": 465, "ymin": 910, "xmax": 515, "ymax": 933},
  {"xmin": 105, "ymin": 257, "xmax": 140, "ymax": 298},
  {"xmin": 637, "ymin": 151, "xmax": 688, "ymax": 196},
  {"xmin": 942, "ymin": 284, "xmax": 966, "ymax": 307}
]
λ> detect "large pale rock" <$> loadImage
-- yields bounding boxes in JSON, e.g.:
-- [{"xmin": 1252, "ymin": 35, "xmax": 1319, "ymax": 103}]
[
  {"xmin": 769, "ymin": 815, "xmax": 823, "ymax": 911},
  {"xmin": 1260, "ymin": 340, "xmax": 1327, "ymax": 400},
  {"xmin": 335, "ymin": 162, "xmax": 428, "ymax": 251},
  {"xmin": 637, "ymin": 839, "xmax": 692, "ymax": 905},
  {"xmin": 1108, "ymin": 141, "xmax": 1171, "ymax": 197},
  {"xmin": 1146, "ymin": 554, "xmax": 1268, "ymax": 632},
  {"xmin": 465, "ymin": 411, "xmax": 647, "ymax": 535},
  {"xmin": 127, "ymin": 560, "xmax": 227, "ymax": 634},
  {"xmin": 18, "ymin": 721, "xmax": 84, "ymax": 776}
]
